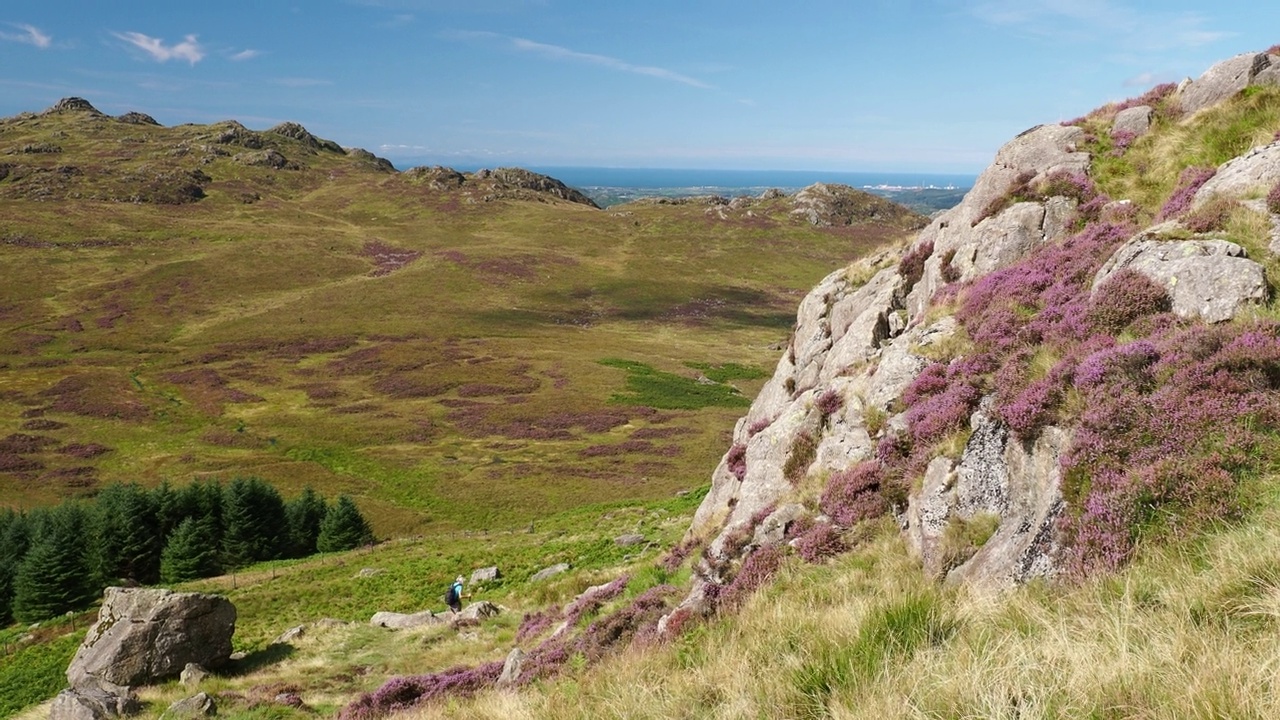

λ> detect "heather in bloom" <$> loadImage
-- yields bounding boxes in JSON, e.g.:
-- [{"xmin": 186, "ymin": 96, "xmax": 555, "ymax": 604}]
[
  {"xmin": 726, "ymin": 443, "xmax": 747, "ymax": 481},
  {"xmin": 820, "ymin": 461, "xmax": 889, "ymax": 527},
  {"xmin": 716, "ymin": 544, "xmax": 786, "ymax": 611},
  {"xmin": 898, "ymin": 240, "xmax": 934, "ymax": 290},
  {"xmin": 1088, "ymin": 269, "xmax": 1170, "ymax": 333},
  {"xmin": 1156, "ymin": 167, "xmax": 1217, "ymax": 221}
]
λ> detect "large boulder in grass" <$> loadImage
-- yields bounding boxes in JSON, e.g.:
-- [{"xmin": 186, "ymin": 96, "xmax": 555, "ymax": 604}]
[
  {"xmin": 66, "ymin": 588, "xmax": 236, "ymax": 691},
  {"xmin": 1177, "ymin": 52, "xmax": 1280, "ymax": 115},
  {"xmin": 370, "ymin": 610, "xmax": 444, "ymax": 629},
  {"xmin": 1093, "ymin": 235, "xmax": 1268, "ymax": 323}
]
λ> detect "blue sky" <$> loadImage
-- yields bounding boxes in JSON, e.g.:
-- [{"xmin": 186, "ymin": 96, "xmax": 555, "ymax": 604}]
[{"xmin": 1, "ymin": 1, "xmax": 1277, "ymax": 173}]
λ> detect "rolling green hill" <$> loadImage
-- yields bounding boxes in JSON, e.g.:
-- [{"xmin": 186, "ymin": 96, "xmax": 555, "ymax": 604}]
[{"xmin": 0, "ymin": 98, "xmax": 923, "ymax": 538}]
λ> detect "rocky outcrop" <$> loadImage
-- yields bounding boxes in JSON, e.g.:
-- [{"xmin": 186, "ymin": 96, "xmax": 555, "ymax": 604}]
[
  {"xmin": 905, "ymin": 124, "xmax": 1088, "ymax": 318},
  {"xmin": 904, "ymin": 403, "xmax": 1068, "ymax": 591},
  {"xmin": 43, "ymin": 97, "xmax": 104, "ymax": 116},
  {"xmin": 789, "ymin": 182, "xmax": 924, "ymax": 228},
  {"xmin": 116, "ymin": 112, "xmax": 159, "ymax": 126},
  {"xmin": 346, "ymin": 148, "xmax": 395, "ymax": 172},
  {"xmin": 266, "ymin": 122, "xmax": 343, "ymax": 153},
  {"xmin": 1177, "ymin": 52, "xmax": 1280, "ymax": 115},
  {"xmin": 469, "ymin": 167, "xmax": 600, "ymax": 208},
  {"xmin": 1192, "ymin": 142, "xmax": 1280, "ymax": 207},
  {"xmin": 1093, "ymin": 235, "xmax": 1268, "ymax": 323}
]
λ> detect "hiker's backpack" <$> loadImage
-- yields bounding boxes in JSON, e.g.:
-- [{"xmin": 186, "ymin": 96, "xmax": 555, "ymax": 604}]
[{"xmin": 444, "ymin": 583, "xmax": 459, "ymax": 605}]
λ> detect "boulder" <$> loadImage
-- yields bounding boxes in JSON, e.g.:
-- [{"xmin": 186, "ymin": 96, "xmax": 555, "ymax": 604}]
[
  {"xmin": 495, "ymin": 647, "xmax": 524, "ymax": 689},
  {"xmin": 453, "ymin": 601, "xmax": 500, "ymax": 622},
  {"xmin": 273, "ymin": 625, "xmax": 305, "ymax": 644},
  {"xmin": 161, "ymin": 693, "xmax": 216, "ymax": 719},
  {"xmin": 50, "ymin": 687, "xmax": 140, "ymax": 720},
  {"xmin": 530, "ymin": 563, "xmax": 570, "ymax": 582},
  {"xmin": 1178, "ymin": 52, "xmax": 1278, "ymax": 115},
  {"xmin": 369, "ymin": 610, "xmax": 443, "ymax": 629},
  {"xmin": 1192, "ymin": 142, "xmax": 1280, "ymax": 208},
  {"xmin": 67, "ymin": 588, "xmax": 235, "ymax": 690},
  {"xmin": 614, "ymin": 533, "xmax": 645, "ymax": 547},
  {"xmin": 1093, "ymin": 236, "xmax": 1268, "ymax": 323},
  {"xmin": 179, "ymin": 663, "xmax": 207, "ymax": 688},
  {"xmin": 1112, "ymin": 105, "xmax": 1153, "ymax": 137},
  {"xmin": 470, "ymin": 566, "xmax": 500, "ymax": 584}
]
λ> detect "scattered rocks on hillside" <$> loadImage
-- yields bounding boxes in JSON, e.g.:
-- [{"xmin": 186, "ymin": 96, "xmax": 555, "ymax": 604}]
[
  {"xmin": 161, "ymin": 693, "xmax": 216, "ymax": 719},
  {"xmin": 1093, "ymin": 235, "xmax": 1268, "ymax": 323},
  {"xmin": 614, "ymin": 533, "xmax": 645, "ymax": 547},
  {"xmin": 469, "ymin": 167, "xmax": 600, "ymax": 208},
  {"xmin": 1112, "ymin": 105, "xmax": 1153, "ymax": 137},
  {"xmin": 1178, "ymin": 52, "xmax": 1280, "ymax": 115},
  {"xmin": 470, "ymin": 566, "xmax": 500, "ymax": 584},
  {"xmin": 67, "ymin": 588, "xmax": 236, "ymax": 691},
  {"xmin": 530, "ymin": 563, "xmax": 570, "ymax": 582},
  {"xmin": 495, "ymin": 647, "xmax": 524, "ymax": 689},
  {"xmin": 354, "ymin": 567, "xmax": 385, "ymax": 578},
  {"xmin": 233, "ymin": 149, "xmax": 289, "ymax": 169}
]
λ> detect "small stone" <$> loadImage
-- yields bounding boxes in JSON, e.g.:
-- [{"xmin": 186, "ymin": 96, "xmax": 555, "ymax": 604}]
[
  {"xmin": 163, "ymin": 692, "xmax": 216, "ymax": 718},
  {"xmin": 614, "ymin": 533, "xmax": 645, "ymax": 547},
  {"xmin": 470, "ymin": 566, "xmax": 500, "ymax": 584},
  {"xmin": 529, "ymin": 563, "xmax": 570, "ymax": 582},
  {"xmin": 180, "ymin": 663, "xmax": 207, "ymax": 688},
  {"xmin": 496, "ymin": 647, "xmax": 524, "ymax": 689}
]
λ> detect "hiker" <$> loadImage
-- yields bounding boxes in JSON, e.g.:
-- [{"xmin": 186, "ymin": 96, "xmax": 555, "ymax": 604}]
[{"xmin": 445, "ymin": 575, "xmax": 471, "ymax": 613}]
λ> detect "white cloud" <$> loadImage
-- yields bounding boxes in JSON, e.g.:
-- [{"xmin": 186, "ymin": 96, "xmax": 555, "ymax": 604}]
[
  {"xmin": 454, "ymin": 31, "xmax": 713, "ymax": 89},
  {"xmin": 113, "ymin": 31, "xmax": 205, "ymax": 64},
  {"xmin": 229, "ymin": 49, "xmax": 260, "ymax": 61},
  {"xmin": 1, "ymin": 22, "xmax": 52, "ymax": 48},
  {"xmin": 967, "ymin": 0, "xmax": 1232, "ymax": 50}
]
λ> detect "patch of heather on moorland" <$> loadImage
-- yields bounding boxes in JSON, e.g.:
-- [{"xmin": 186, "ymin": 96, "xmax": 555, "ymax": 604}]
[{"xmin": 1156, "ymin": 167, "xmax": 1217, "ymax": 221}]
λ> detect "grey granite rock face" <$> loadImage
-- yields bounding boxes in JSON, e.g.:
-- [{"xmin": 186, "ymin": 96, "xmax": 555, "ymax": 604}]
[
  {"xmin": 1112, "ymin": 105, "xmax": 1153, "ymax": 137},
  {"xmin": 1178, "ymin": 52, "xmax": 1277, "ymax": 115},
  {"xmin": 1094, "ymin": 236, "xmax": 1268, "ymax": 323},
  {"xmin": 1193, "ymin": 142, "xmax": 1280, "ymax": 208}
]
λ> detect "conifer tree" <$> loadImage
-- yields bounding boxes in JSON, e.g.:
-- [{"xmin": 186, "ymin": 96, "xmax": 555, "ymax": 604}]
[
  {"xmin": 160, "ymin": 517, "xmax": 220, "ymax": 583},
  {"xmin": 94, "ymin": 482, "xmax": 162, "ymax": 585},
  {"xmin": 0, "ymin": 509, "xmax": 30, "ymax": 624},
  {"xmin": 285, "ymin": 487, "xmax": 328, "ymax": 558},
  {"xmin": 221, "ymin": 477, "xmax": 286, "ymax": 569},
  {"xmin": 12, "ymin": 504, "xmax": 97, "ymax": 623},
  {"xmin": 316, "ymin": 495, "xmax": 374, "ymax": 552}
]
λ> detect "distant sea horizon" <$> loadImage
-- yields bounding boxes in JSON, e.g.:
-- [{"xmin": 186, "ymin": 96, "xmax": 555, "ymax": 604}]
[{"xmin": 386, "ymin": 162, "xmax": 978, "ymax": 211}]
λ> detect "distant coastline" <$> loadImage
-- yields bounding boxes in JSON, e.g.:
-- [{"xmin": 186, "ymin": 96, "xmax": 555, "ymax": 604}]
[{"xmin": 528, "ymin": 167, "xmax": 977, "ymax": 213}]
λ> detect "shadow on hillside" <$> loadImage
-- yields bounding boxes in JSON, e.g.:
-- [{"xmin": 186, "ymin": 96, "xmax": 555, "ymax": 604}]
[{"xmin": 223, "ymin": 643, "xmax": 295, "ymax": 676}]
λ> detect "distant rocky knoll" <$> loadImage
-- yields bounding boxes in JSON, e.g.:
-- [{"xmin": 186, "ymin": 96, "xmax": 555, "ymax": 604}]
[
  {"xmin": 663, "ymin": 48, "xmax": 1280, "ymax": 627},
  {"xmin": 0, "ymin": 98, "xmax": 595, "ymax": 208}
]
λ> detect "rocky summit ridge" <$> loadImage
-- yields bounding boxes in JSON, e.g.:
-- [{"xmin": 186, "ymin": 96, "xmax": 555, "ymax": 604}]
[{"xmin": 667, "ymin": 47, "xmax": 1280, "ymax": 625}]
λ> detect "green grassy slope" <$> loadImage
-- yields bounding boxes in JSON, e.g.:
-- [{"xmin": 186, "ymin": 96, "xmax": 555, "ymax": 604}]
[{"xmin": 0, "ymin": 101, "xmax": 921, "ymax": 536}]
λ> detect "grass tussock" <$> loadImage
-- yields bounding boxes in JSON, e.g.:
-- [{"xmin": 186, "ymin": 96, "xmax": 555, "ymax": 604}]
[{"xmin": 396, "ymin": 500, "xmax": 1280, "ymax": 719}]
